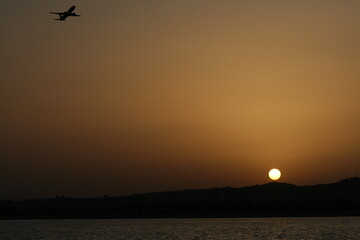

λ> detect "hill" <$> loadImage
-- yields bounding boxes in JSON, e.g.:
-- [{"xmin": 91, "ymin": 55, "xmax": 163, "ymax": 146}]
[{"xmin": 0, "ymin": 178, "xmax": 359, "ymax": 219}]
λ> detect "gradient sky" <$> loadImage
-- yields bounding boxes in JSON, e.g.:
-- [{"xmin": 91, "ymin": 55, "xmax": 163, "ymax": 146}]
[{"xmin": 1, "ymin": 0, "xmax": 360, "ymax": 199}]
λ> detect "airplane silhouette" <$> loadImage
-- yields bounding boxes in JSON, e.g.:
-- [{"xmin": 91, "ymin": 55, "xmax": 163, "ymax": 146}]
[{"xmin": 50, "ymin": 5, "xmax": 80, "ymax": 21}]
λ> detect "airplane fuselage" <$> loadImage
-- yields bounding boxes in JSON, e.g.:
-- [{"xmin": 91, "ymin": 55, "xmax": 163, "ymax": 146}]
[
  {"xmin": 66, "ymin": 6, "xmax": 76, "ymax": 15},
  {"xmin": 60, "ymin": 6, "xmax": 76, "ymax": 20}
]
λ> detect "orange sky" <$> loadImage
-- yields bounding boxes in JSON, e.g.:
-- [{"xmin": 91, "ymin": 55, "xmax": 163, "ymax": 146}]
[{"xmin": 1, "ymin": 0, "xmax": 360, "ymax": 199}]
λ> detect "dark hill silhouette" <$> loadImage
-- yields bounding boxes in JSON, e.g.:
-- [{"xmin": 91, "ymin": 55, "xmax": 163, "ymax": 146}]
[{"xmin": 1, "ymin": 178, "xmax": 359, "ymax": 219}]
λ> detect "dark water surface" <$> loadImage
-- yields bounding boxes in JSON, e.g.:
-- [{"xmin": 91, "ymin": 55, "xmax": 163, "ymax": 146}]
[{"xmin": 0, "ymin": 217, "xmax": 359, "ymax": 239}]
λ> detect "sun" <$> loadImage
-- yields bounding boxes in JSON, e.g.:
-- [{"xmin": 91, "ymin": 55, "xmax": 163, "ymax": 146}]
[{"xmin": 268, "ymin": 168, "xmax": 281, "ymax": 181}]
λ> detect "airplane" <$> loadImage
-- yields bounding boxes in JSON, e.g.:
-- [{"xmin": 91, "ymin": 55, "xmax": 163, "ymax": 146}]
[{"xmin": 50, "ymin": 5, "xmax": 80, "ymax": 21}]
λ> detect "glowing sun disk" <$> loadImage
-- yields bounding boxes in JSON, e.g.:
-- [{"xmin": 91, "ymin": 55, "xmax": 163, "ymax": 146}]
[{"xmin": 269, "ymin": 168, "xmax": 281, "ymax": 181}]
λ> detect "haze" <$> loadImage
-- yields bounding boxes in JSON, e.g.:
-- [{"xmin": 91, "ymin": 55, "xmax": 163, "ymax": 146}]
[{"xmin": 1, "ymin": 0, "xmax": 360, "ymax": 199}]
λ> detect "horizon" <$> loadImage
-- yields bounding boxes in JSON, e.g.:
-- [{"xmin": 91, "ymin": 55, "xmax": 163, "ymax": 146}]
[
  {"xmin": 3, "ymin": 176, "xmax": 359, "ymax": 201},
  {"xmin": 1, "ymin": 0, "xmax": 360, "ymax": 200}
]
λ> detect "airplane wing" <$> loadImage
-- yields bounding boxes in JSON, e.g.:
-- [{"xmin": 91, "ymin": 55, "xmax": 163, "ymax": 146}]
[
  {"xmin": 49, "ymin": 12, "xmax": 63, "ymax": 15},
  {"xmin": 71, "ymin": 13, "xmax": 81, "ymax": 17}
]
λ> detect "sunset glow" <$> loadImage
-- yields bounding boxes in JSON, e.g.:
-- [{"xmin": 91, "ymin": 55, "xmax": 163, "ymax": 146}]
[{"xmin": 0, "ymin": 1, "xmax": 360, "ymax": 199}]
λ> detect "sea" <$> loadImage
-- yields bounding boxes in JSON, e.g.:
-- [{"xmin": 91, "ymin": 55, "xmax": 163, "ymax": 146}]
[{"xmin": 0, "ymin": 217, "xmax": 359, "ymax": 240}]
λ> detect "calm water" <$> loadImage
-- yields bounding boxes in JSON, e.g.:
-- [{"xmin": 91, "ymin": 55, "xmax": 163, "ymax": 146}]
[{"xmin": 0, "ymin": 217, "xmax": 359, "ymax": 240}]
